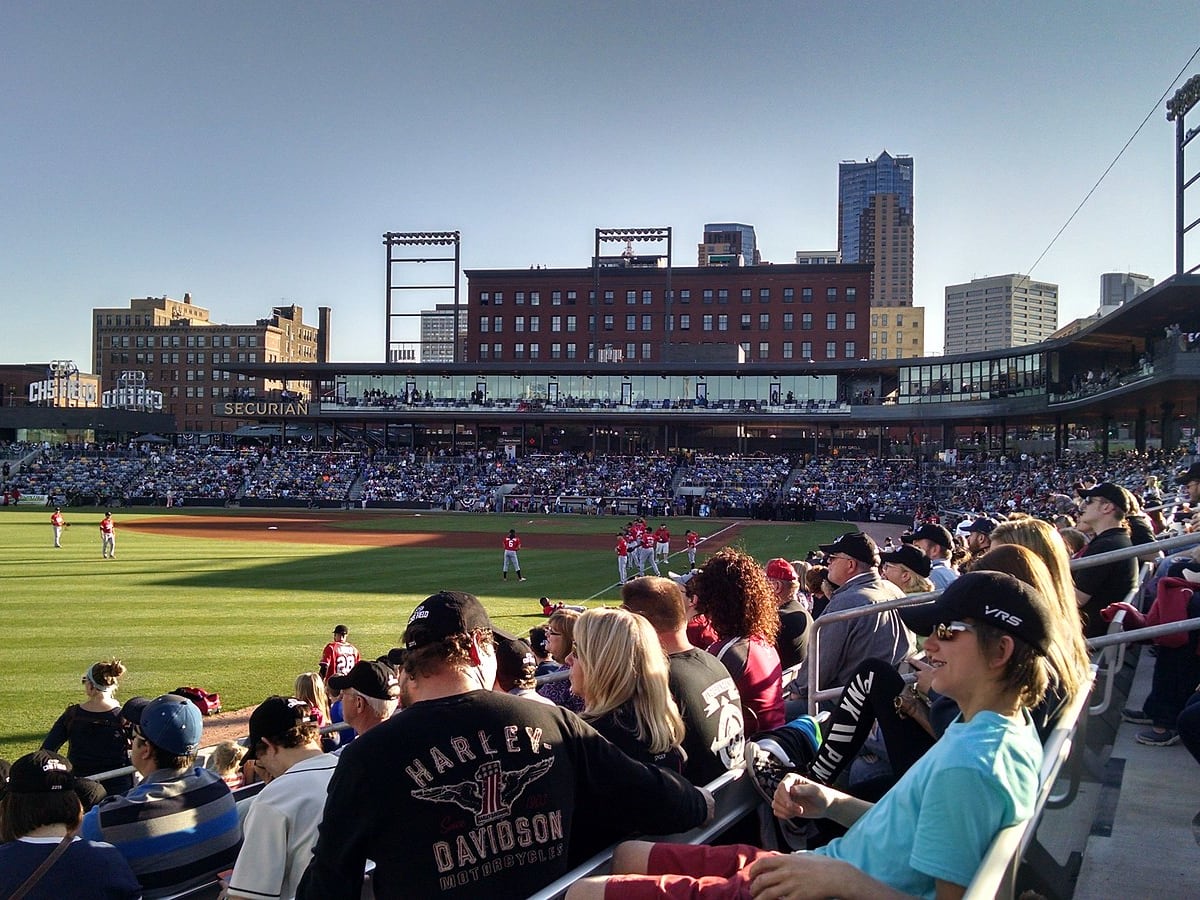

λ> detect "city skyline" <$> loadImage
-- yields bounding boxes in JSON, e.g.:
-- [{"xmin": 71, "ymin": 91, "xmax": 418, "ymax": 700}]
[{"xmin": 3, "ymin": 3, "xmax": 1199, "ymax": 369}]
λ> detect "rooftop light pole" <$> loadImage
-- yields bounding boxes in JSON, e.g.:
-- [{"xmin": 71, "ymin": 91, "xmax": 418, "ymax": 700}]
[{"xmin": 1167, "ymin": 74, "xmax": 1200, "ymax": 275}]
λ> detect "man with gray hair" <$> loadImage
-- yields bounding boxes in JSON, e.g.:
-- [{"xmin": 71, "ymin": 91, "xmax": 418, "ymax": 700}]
[{"xmin": 327, "ymin": 660, "xmax": 401, "ymax": 741}]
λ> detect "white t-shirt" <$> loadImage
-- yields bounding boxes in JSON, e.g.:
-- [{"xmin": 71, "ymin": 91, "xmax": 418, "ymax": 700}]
[{"xmin": 227, "ymin": 752, "xmax": 338, "ymax": 900}]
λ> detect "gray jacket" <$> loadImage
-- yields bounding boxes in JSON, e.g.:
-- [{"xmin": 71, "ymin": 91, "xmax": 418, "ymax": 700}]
[{"xmin": 791, "ymin": 569, "xmax": 913, "ymax": 707}]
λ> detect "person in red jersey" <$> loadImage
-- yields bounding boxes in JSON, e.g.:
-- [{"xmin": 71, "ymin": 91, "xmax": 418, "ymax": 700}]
[
  {"xmin": 616, "ymin": 530, "xmax": 631, "ymax": 584},
  {"xmin": 99, "ymin": 511, "xmax": 116, "ymax": 558},
  {"xmin": 319, "ymin": 625, "xmax": 360, "ymax": 681},
  {"xmin": 686, "ymin": 529, "xmax": 700, "ymax": 566},
  {"xmin": 654, "ymin": 523, "xmax": 671, "ymax": 561},
  {"xmin": 502, "ymin": 528, "xmax": 525, "ymax": 581},
  {"xmin": 51, "ymin": 506, "xmax": 66, "ymax": 547}
]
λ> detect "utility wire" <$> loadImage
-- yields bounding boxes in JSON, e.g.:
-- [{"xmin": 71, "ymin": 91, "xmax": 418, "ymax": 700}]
[{"xmin": 1023, "ymin": 43, "xmax": 1200, "ymax": 280}]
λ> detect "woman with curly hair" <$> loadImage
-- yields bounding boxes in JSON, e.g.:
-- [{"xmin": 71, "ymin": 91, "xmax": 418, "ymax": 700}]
[
  {"xmin": 568, "ymin": 608, "xmax": 685, "ymax": 771},
  {"xmin": 690, "ymin": 547, "xmax": 784, "ymax": 731}
]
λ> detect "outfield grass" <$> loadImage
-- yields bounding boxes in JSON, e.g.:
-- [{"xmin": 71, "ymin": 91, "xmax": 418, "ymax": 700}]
[{"xmin": 0, "ymin": 507, "xmax": 851, "ymax": 761}]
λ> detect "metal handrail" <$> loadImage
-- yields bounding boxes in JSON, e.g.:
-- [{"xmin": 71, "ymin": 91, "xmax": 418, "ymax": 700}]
[
  {"xmin": 1070, "ymin": 529, "xmax": 1199, "ymax": 570},
  {"xmin": 1088, "ymin": 561, "xmax": 1152, "ymax": 716}
]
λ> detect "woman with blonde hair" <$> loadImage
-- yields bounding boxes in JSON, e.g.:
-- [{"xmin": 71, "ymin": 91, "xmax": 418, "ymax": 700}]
[
  {"xmin": 535, "ymin": 607, "xmax": 585, "ymax": 712},
  {"xmin": 568, "ymin": 607, "xmax": 685, "ymax": 770},
  {"xmin": 295, "ymin": 671, "xmax": 337, "ymax": 751},
  {"xmin": 991, "ymin": 517, "xmax": 1087, "ymax": 633},
  {"xmin": 879, "ymin": 545, "xmax": 935, "ymax": 595},
  {"xmin": 41, "ymin": 659, "xmax": 133, "ymax": 792}
]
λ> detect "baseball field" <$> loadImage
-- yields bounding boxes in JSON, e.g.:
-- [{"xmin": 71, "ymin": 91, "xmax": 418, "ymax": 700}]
[{"xmin": 0, "ymin": 506, "xmax": 856, "ymax": 762}]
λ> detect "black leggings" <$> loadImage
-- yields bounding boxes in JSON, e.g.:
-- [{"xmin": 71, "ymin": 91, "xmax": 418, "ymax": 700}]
[{"xmin": 807, "ymin": 658, "xmax": 937, "ymax": 787}]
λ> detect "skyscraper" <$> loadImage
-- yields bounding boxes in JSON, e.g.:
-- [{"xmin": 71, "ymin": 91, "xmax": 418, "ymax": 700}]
[
  {"xmin": 698, "ymin": 223, "xmax": 759, "ymax": 266},
  {"xmin": 838, "ymin": 153, "xmax": 914, "ymax": 307},
  {"xmin": 943, "ymin": 275, "xmax": 1058, "ymax": 354}
]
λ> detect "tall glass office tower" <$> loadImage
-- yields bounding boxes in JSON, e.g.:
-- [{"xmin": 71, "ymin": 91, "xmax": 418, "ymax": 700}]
[{"xmin": 838, "ymin": 153, "xmax": 914, "ymax": 307}]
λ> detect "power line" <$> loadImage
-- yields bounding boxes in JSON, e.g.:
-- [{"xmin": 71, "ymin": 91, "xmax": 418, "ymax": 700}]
[{"xmin": 1024, "ymin": 43, "xmax": 1200, "ymax": 280}]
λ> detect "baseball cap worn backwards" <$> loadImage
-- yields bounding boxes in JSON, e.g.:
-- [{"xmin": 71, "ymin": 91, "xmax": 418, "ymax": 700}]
[
  {"xmin": 328, "ymin": 660, "xmax": 400, "ymax": 701},
  {"xmin": 245, "ymin": 696, "xmax": 318, "ymax": 759},
  {"xmin": 817, "ymin": 532, "xmax": 880, "ymax": 567},
  {"xmin": 404, "ymin": 590, "xmax": 494, "ymax": 650},
  {"xmin": 139, "ymin": 694, "xmax": 203, "ymax": 756},
  {"xmin": 899, "ymin": 570, "xmax": 1052, "ymax": 656},
  {"xmin": 6, "ymin": 750, "xmax": 74, "ymax": 794}
]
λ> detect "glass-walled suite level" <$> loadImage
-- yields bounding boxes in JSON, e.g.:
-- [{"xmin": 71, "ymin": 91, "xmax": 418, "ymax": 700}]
[
  {"xmin": 898, "ymin": 352, "xmax": 1044, "ymax": 403},
  {"xmin": 322, "ymin": 372, "xmax": 840, "ymax": 409}
]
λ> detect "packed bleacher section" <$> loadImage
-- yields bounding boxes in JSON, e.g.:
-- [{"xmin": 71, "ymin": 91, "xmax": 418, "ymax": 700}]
[
  {"xmin": 241, "ymin": 450, "xmax": 362, "ymax": 501},
  {"xmin": 358, "ymin": 451, "xmax": 511, "ymax": 509},
  {"xmin": 125, "ymin": 448, "xmax": 262, "ymax": 502},
  {"xmin": 504, "ymin": 452, "xmax": 679, "ymax": 514},
  {"xmin": 678, "ymin": 453, "xmax": 793, "ymax": 514}
]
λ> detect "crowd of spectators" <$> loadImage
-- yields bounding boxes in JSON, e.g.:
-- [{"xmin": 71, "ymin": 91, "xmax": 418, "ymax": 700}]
[
  {"xmin": 679, "ymin": 454, "xmax": 793, "ymax": 512},
  {"xmin": 242, "ymin": 450, "xmax": 362, "ymax": 501}
]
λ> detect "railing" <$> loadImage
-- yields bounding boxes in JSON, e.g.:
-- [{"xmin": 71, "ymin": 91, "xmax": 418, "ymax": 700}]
[{"xmin": 1087, "ymin": 561, "xmax": 1152, "ymax": 716}]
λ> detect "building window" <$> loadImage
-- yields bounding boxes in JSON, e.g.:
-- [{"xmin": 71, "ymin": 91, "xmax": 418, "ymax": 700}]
[
  {"xmin": 641, "ymin": 314, "xmax": 652, "ymax": 331},
  {"xmin": 515, "ymin": 292, "xmax": 525, "ymax": 305},
  {"xmin": 626, "ymin": 314, "xmax": 636, "ymax": 331},
  {"xmin": 759, "ymin": 288, "xmax": 770, "ymax": 303},
  {"xmin": 783, "ymin": 312, "xmax": 794, "ymax": 331},
  {"xmin": 604, "ymin": 314, "xmax": 614, "ymax": 331},
  {"xmin": 881, "ymin": 331, "xmax": 888, "ymax": 344},
  {"xmin": 530, "ymin": 292, "xmax": 540, "ymax": 306},
  {"xmin": 567, "ymin": 290, "xmax": 576, "ymax": 304},
  {"xmin": 758, "ymin": 341, "xmax": 769, "ymax": 359},
  {"xmin": 626, "ymin": 290, "xmax": 637, "ymax": 305},
  {"xmin": 759, "ymin": 313, "xmax": 770, "ymax": 330},
  {"xmin": 826, "ymin": 313, "xmax": 837, "ymax": 330},
  {"xmin": 567, "ymin": 315, "xmax": 577, "ymax": 332},
  {"xmin": 626, "ymin": 342, "xmax": 637, "ymax": 360},
  {"xmin": 718, "ymin": 289, "xmax": 729, "ymax": 303},
  {"xmin": 530, "ymin": 316, "xmax": 540, "ymax": 333},
  {"xmin": 871, "ymin": 331, "xmax": 878, "ymax": 344},
  {"xmin": 479, "ymin": 317, "xmax": 489, "ymax": 333},
  {"xmin": 740, "ymin": 314, "xmax": 751, "ymax": 330},
  {"xmin": 718, "ymin": 314, "xmax": 729, "ymax": 332},
  {"xmin": 846, "ymin": 287, "xmax": 857, "ymax": 303},
  {"xmin": 783, "ymin": 287, "xmax": 794, "ymax": 303},
  {"xmin": 783, "ymin": 341, "xmax": 794, "ymax": 359},
  {"xmin": 741, "ymin": 288, "xmax": 752, "ymax": 303},
  {"xmin": 740, "ymin": 342, "xmax": 751, "ymax": 358},
  {"xmin": 844, "ymin": 341, "xmax": 856, "ymax": 358},
  {"xmin": 604, "ymin": 291, "xmax": 614, "ymax": 305},
  {"xmin": 515, "ymin": 316, "xmax": 525, "ymax": 332},
  {"xmin": 802, "ymin": 287, "xmax": 813, "ymax": 303},
  {"xmin": 479, "ymin": 343, "xmax": 489, "ymax": 360},
  {"xmin": 802, "ymin": 341, "xmax": 813, "ymax": 358},
  {"xmin": 551, "ymin": 316, "xmax": 561, "ymax": 332},
  {"xmin": 566, "ymin": 342, "xmax": 577, "ymax": 360},
  {"xmin": 641, "ymin": 342, "xmax": 651, "ymax": 359},
  {"xmin": 530, "ymin": 343, "xmax": 540, "ymax": 360},
  {"xmin": 802, "ymin": 313, "xmax": 813, "ymax": 330},
  {"xmin": 493, "ymin": 316, "xmax": 503, "ymax": 333},
  {"xmin": 703, "ymin": 289, "xmax": 714, "ymax": 303},
  {"xmin": 827, "ymin": 287, "xmax": 838, "ymax": 302},
  {"xmin": 680, "ymin": 314, "xmax": 691, "ymax": 331},
  {"xmin": 845, "ymin": 312, "xmax": 856, "ymax": 329},
  {"xmin": 896, "ymin": 312, "xmax": 903, "ymax": 325},
  {"xmin": 881, "ymin": 314, "xmax": 888, "ymax": 326},
  {"xmin": 679, "ymin": 290, "xmax": 690, "ymax": 304},
  {"xmin": 825, "ymin": 341, "xmax": 837, "ymax": 359},
  {"xmin": 514, "ymin": 343, "xmax": 526, "ymax": 360},
  {"xmin": 552, "ymin": 291, "xmax": 562, "ymax": 306},
  {"xmin": 551, "ymin": 343, "xmax": 562, "ymax": 360},
  {"xmin": 703, "ymin": 314, "xmax": 714, "ymax": 332},
  {"xmin": 642, "ymin": 290, "xmax": 652, "ymax": 305}
]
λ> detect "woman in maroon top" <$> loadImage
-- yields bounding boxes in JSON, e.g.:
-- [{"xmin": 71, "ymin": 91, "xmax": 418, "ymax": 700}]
[{"xmin": 690, "ymin": 548, "xmax": 785, "ymax": 733}]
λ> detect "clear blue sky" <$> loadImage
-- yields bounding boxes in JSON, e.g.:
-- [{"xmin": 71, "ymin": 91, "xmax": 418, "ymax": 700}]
[{"xmin": 3, "ymin": 2, "xmax": 1198, "ymax": 365}]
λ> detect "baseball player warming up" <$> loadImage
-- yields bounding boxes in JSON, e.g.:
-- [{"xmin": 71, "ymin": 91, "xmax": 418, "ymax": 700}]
[
  {"xmin": 99, "ymin": 511, "xmax": 116, "ymax": 558},
  {"xmin": 51, "ymin": 507, "xmax": 67, "ymax": 548},
  {"xmin": 502, "ymin": 529, "xmax": 525, "ymax": 581}
]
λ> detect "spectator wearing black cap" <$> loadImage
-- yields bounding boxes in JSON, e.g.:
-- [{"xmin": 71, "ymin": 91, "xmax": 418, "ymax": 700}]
[
  {"xmin": 879, "ymin": 544, "xmax": 935, "ymax": 595},
  {"xmin": 80, "ymin": 693, "xmax": 240, "ymax": 898},
  {"xmin": 787, "ymin": 532, "xmax": 911, "ymax": 713},
  {"xmin": 910, "ymin": 523, "xmax": 958, "ymax": 590},
  {"xmin": 493, "ymin": 637, "xmax": 555, "ymax": 706},
  {"xmin": 1074, "ymin": 482, "xmax": 1138, "ymax": 640},
  {"xmin": 226, "ymin": 696, "xmax": 336, "ymax": 900},
  {"xmin": 297, "ymin": 590, "xmax": 713, "ymax": 899},
  {"xmin": 328, "ymin": 660, "xmax": 402, "ymax": 739},
  {"xmin": 0, "ymin": 750, "xmax": 140, "ymax": 899},
  {"xmin": 963, "ymin": 517, "xmax": 998, "ymax": 569}
]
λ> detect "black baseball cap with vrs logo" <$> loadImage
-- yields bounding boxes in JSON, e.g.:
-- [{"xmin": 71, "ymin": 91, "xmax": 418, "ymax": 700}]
[{"xmin": 899, "ymin": 571, "xmax": 1052, "ymax": 656}]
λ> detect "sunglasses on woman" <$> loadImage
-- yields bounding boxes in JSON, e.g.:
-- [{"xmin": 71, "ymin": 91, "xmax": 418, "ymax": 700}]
[{"xmin": 934, "ymin": 621, "xmax": 975, "ymax": 641}]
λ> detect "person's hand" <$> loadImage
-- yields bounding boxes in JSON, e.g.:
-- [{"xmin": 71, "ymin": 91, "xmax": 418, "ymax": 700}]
[
  {"xmin": 1100, "ymin": 601, "xmax": 1144, "ymax": 629},
  {"xmin": 771, "ymin": 773, "xmax": 833, "ymax": 821},
  {"xmin": 748, "ymin": 852, "xmax": 855, "ymax": 899}
]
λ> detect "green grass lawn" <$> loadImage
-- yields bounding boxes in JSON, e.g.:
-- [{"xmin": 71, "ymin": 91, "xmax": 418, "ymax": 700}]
[{"xmin": 0, "ymin": 507, "xmax": 852, "ymax": 760}]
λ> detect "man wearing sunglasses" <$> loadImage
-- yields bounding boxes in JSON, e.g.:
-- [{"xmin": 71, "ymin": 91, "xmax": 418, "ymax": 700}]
[
  {"xmin": 1073, "ymin": 482, "xmax": 1138, "ymax": 640},
  {"xmin": 81, "ymin": 693, "xmax": 240, "ymax": 898}
]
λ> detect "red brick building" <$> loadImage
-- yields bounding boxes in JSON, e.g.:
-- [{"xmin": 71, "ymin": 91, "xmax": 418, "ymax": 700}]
[{"xmin": 463, "ymin": 263, "xmax": 871, "ymax": 366}]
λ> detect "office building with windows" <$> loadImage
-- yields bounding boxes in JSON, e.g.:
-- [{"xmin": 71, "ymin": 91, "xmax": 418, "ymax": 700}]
[
  {"xmin": 698, "ymin": 223, "xmax": 760, "ymax": 267},
  {"xmin": 420, "ymin": 303, "xmax": 467, "ymax": 363},
  {"xmin": 91, "ymin": 295, "xmax": 329, "ymax": 433},
  {"xmin": 869, "ymin": 305, "xmax": 926, "ymax": 359},
  {"xmin": 944, "ymin": 275, "xmax": 1058, "ymax": 354},
  {"xmin": 838, "ymin": 152, "xmax": 914, "ymax": 308},
  {"xmin": 1100, "ymin": 272, "xmax": 1155, "ymax": 314}
]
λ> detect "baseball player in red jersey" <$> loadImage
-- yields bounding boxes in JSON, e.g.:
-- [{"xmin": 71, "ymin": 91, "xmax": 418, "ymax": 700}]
[
  {"xmin": 637, "ymin": 529, "xmax": 660, "ymax": 576},
  {"xmin": 615, "ymin": 531, "xmax": 630, "ymax": 584},
  {"xmin": 654, "ymin": 523, "xmax": 671, "ymax": 560},
  {"xmin": 686, "ymin": 529, "xmax": 700, "ymax": 566},
  {"xmin": 319, "ymin": 624, "xmax": 360, "ymax": 681},
  {"xmin": 51, "ymin": 507, "xmax": 66, "ymax": 548},
  {"xmin": 99, "ymin": 511, "xmax": 116, "ymax": 558},
  {"xmin": 502, "ymin": 529, "xmax": 525, "ymax": 581}
]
